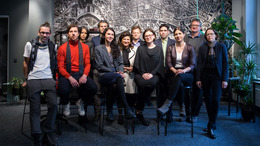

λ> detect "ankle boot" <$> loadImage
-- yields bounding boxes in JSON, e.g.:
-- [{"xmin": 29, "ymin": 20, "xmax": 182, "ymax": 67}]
[
  {"xmin": 157, "ymin": 99, "xmax": 173, "ymax": 115},
  {"xmin": 32, "ymin": 133, "xmax": 42, "ymax": 146}
]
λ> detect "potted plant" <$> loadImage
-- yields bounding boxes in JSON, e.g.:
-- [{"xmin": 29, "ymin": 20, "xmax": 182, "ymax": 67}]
[
  {"xmin": 211, "ymin": 12, "xmax": 243, "ymax": 77},
  {"xmin": 233, "ymin": 41, "xmax": 257, "ymax": 121},
  {"xmin": 6, "ymin": 77, "xmax": 23, "ymax": 103}
]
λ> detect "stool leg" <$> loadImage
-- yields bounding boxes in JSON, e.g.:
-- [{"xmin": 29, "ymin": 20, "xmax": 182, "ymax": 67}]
[
  {"xmin": 21, "ymin": 97, "xmax": 33, "ymax": 140},
  {"xmin": 189, "ymin": 88, "xmax": 193, "ymax": 138},
  {"xmin": 165, "ymin": 116, "xmax": 167, "ymax": 136}
]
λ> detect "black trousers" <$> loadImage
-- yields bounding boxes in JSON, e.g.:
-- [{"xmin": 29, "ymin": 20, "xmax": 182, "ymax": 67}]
[
  {"xmin": 201, "ymin": 70, "xmax": 222, "ymax": 129},
  {"xmin": 134, "ymin": 74, "xmax": 160, "ymax": 111},
  {"xmin": 58, "ymin": 72, "xmax": 98, "ymax": 105},
  {"xmin": 26, "ymin": 79, "xmax": 57, "ymax": 135}
]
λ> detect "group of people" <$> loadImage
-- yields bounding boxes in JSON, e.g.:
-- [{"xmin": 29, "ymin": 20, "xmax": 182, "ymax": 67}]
[{"xmin": 23, "ymin": 18, "xmax": 228, "ymax": 145}]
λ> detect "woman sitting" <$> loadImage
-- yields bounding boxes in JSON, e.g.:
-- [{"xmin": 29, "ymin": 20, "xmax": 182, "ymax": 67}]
[
  {"xmin": 117, "ymin": 31, "xmax": 138, "ymax": 124},
  {"xmin": 134, "ymin": 28, "xmax": 165, "ymax": 126},
  {"xmin": 95, "ymin": 28, "xmax": 135, "ymax": 121},
  {"xmin": 157, "ymin": 27, "xmax": 195, "ymax": 117}
]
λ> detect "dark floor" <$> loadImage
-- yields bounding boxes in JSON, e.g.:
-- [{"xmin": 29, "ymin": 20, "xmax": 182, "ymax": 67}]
[{"xmin": 0, "ymin": 97, "xmax": 260, "ymax": 146}]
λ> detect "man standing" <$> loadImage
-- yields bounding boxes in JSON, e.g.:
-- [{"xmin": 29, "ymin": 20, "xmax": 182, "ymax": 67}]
[
  {"xmin": 91, "ymin": 20, "xmax": 109, "ymax": 48},
  {"xmin": 23, "ymin": 22, "xmax": 57, "ymax": 146},
  {"xmin": 131, "ymin": 26, "xmax": 145, "ymax": 48},
  {"xmin": 57, "ymin": 24, "xmax": 97, "ymax": 118},
  {"xmin": 184, "ymin": 18, "xmax": 206, "ymax": 122},
  {"xmin": 154, "ymin": 24, "xmax": 176, "ymax": 122}
]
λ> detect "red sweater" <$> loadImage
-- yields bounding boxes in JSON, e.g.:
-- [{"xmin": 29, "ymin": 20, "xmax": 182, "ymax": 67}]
[{"xmin": 57, "ymin": 40, "xmax": 91, "ymax": 79}]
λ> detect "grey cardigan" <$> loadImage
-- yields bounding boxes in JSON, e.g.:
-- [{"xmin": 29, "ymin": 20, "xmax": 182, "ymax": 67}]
[{"xmin": 95, "ymin": 44, "xmax": 124, "ymax": 77}]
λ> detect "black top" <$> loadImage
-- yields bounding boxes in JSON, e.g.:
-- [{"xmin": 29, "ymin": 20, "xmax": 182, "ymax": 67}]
[
  {"xmin": 134, "ymin": 45, "xmax": 165, "ymax": 79},
  {"xmin": 122, "ymin": 48, "xmax": 131, "ymax": 67}
]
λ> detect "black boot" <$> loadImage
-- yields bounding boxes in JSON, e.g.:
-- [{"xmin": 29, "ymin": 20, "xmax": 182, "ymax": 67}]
[
  {"xmin": 136, "ymin": 112, "xmax": 149, "ymax": 126},
  {"xmin": 32, "ymin": 133, "xmax": 42, "ymax": 146},
  {"xmin": 207, "ymin": 128, "xmax": 216, "ymax": 139},
  {"xmin": 43, "ymin": 132, "xmax": 57, "ymax": 146},
  {"xmin": 157, "ymin": 99, "xmax": 173, "ymax": 115}
]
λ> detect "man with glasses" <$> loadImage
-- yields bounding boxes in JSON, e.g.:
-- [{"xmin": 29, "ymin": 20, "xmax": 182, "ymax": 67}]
[
  {"xmin": 22, "ymin": 22, "xmax": 58, "ymax": 146},
  {"xmin": 131, "ymin": 25, "xmax": 145, "ymax": 48},
  {"xmin": 184, "ymin": 18, "xmax": 206, "ymax": 123}
]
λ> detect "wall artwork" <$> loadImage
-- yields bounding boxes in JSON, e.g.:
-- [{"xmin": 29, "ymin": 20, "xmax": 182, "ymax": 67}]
[{"xmin": 54, "ymin": 0, "xmax": 232, "ymax": 45}]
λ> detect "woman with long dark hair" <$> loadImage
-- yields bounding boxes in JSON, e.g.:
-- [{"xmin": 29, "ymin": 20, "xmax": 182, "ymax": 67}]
[
  {"xmin": 95, "ymin": 28, "xmax": 135, "ymax": 121},
  {"xmin": 196, "ymin": 28, "xmax": 228, "ymax": 139},
  {"xmin": 157, "ymin": 27, "xmax": 195, "ymax": 120}
]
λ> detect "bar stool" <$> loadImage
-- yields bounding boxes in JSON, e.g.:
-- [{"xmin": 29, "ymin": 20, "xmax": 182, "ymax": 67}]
[
  {"xmin": 164, "ymin": 85, "xmax": 193, "ymax": 137},
  {"xmin": 98, "ymin": 85, "xmax": 134, "ymax": 135}
]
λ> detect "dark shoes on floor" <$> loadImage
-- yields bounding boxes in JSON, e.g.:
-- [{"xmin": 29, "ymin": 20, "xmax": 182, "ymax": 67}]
[
  {"xmin": 203, "ymin": 128, "xmax": 216, "ymax": 139},
  {"xmin": 136, "ymin": 113, "xmax": 149, "ymax": 126},
  {"xmin": 43, "ymin": 132, "xmax": 58, "ymax": 146}
]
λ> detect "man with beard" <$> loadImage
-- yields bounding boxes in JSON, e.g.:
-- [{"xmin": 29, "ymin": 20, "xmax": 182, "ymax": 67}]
[{"xmin": 22, "ymin": 22, "xmax": 58, "ymax": 146}]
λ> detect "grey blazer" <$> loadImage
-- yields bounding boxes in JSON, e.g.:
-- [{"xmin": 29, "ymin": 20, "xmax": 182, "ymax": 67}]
[{"xmin": 95, "ymin": 44, "xmax": 124, "ymax": 77}]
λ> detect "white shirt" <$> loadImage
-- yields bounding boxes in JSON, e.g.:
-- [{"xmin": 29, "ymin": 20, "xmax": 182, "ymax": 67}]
[
  {"xmin": 175, "ymin": 51, "xmax": 184, "ymax": 68},
  {"xmin": 23, "ymin": 42, "xmax": 52, "ymax": 80}
]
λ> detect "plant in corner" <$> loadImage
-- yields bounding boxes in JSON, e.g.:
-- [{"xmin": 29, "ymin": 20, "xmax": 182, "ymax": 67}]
[
  {"xmin": 7, "ymin": 77, "xmax": 24, "ymax": 103},
  {"xmin": 211, "ymin": 12, "xmax": 243, "ymax": 77},
  {"xmin": 233, "ymin": 41, "xmax": 257, "ymax": 121}
]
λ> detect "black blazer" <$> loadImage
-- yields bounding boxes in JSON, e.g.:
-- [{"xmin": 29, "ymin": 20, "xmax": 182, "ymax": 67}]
[{"xmin": 196, "ymin": 42, "xmax": 229, "ymax": 82}]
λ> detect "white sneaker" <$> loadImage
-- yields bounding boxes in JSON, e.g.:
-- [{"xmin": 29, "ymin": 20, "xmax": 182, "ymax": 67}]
[
  {"xmin": 76, "ymin": 99, "xmax": 85, "ymax": 116},
  {"xmin": 63, "ymin": 102, "xmax": 70, "ymax": 116}
]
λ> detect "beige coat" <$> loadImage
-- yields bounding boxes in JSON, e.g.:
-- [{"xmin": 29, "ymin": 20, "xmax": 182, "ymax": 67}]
[{"xmin": 123, "ymin": 46, "xmax": 138, "ymax": 94}]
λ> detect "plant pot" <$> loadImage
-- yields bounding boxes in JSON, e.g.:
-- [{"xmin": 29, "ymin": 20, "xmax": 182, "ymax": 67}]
[{"xmin": 241, "ymin": 106, "xmax": 254, "ymax": 122}]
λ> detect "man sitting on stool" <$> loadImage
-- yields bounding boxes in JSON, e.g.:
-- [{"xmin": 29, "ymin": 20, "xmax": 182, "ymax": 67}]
[{"xmin": 57, "ymin": 24, "xmax": 98, "ymax": 118}]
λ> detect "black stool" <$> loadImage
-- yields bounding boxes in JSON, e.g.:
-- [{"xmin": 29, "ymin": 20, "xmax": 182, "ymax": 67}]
[
  {"xmin": 164, "ymin": 85, "xmax": 193, "ymax": 137},
  {"xmin": 98, "ymin": 85, "xmax": 134, "ymax": 135}
]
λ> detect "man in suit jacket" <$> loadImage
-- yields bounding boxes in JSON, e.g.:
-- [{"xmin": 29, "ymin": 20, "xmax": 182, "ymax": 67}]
[
  {"xmin": 91, "ymin": 20, "xmax": 109, "ymax": 48},
  {"xmin": 154, "ymin": 24, "xmax": 177, "ymax": 122}
]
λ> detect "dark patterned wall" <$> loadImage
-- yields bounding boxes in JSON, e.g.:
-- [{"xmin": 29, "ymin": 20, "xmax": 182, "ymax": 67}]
[{"xmin": 54, "ymin": 0, "xmax": 232, "ymax": 45}]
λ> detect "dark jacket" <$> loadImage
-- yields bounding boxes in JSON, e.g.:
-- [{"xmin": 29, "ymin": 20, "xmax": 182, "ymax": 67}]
[
  {"xmin": 166, "ymin": 43, "xmax": 196, "ymax": 71},
  {"xmin": 95, "ymin": 44, "xmax": 124, "ymax": 77},
  {"xmin": 154, "ymin": 37, "xmax": 176, "ymax": 67},
  {"xmin": 196, "ymin": 42, "xmax": 229, "ymax": 82},
  {"xmin": 134, "ymin": 45, "xmax": 165, "ymax": 79}
]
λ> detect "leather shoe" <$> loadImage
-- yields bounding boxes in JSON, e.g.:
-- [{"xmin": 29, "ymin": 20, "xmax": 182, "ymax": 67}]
[
  {"xmin": 207, "ymin": 128, "xmax": 216, "ymax": 139},
  {"xmin": 43, "ymin": 132, "xmax": 57, "ymax": 146},
  {"xmin": 136, "ymin": 113, "xmax": 149, "ymax": 126},
  {"xmin": 32, "ymin": 133, "xmax": 43, "ymax": 146}
]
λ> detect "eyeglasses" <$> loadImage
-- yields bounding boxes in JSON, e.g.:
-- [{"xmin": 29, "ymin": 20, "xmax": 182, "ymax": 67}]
[
  {"xmin": 40, "ymin": 32, "xmax": 51, "ymax": 35},
  {"xmin": 206, "ymin": 33, "xmax": 215, "ymax": 36},
  {"xmin": 144, "ymin": 34, "xmax": 154, "ymax": 38},
  {"xmin": 191, "ymin": 24, "xmax": 201, "ymax": 27}
]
